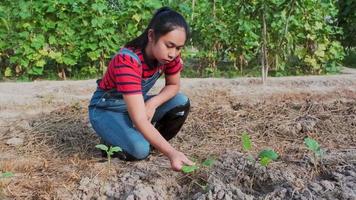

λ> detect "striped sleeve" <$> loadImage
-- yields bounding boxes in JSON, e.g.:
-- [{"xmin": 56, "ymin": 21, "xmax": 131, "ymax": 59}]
[
  {"xmin": 164, "ymin": 55, "xmax": 183, "ymax": 75},
  {"xmin": 113, "ymin": 53, "xmax": 142, "ymax": 94}
]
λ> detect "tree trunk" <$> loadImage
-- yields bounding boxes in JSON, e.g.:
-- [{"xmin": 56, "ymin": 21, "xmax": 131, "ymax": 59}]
[
  {"xmin": 213, "ymin": 0, "xmax": 216, "ymax": 18},
  {"xmin": 261, "ymin": 11, "xmax": 269, "ymax": 84},
  {"xmin": 191, "ymin": 0, "xmax": 195, "ymax": 21},
  {"xmin": 100, "ymin": 52, "xmax": 106, "ymax": 76}
]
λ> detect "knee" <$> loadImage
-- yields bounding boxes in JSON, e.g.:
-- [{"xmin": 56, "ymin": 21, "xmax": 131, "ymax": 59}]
[
  {"xmin": 127, "ymin": 141, "xmax": 150, "ymax": 160},
  {"xmin": 173, "ymin": 93, "xmax": 190, "ymax": 107}
]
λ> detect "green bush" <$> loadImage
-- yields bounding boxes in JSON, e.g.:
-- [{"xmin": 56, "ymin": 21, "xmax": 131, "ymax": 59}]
[{"xmin": 0, "ymin": 0, "xmax": 346, "ymax": 80}]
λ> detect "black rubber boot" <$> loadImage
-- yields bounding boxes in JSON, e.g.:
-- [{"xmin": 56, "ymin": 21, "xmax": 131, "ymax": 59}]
[{"xmin": 154, "ymin": 99, "xmax": 190, "ymax": 141}]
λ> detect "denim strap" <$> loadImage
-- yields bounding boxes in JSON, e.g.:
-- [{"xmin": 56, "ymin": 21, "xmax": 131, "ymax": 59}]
[{"xmin": 119, "ymin": 48, "xmax": 142, "ymax": 65}]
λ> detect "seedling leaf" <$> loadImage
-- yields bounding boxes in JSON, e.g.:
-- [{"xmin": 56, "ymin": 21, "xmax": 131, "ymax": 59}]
[
  {"xmin": 95, "ymin": 144, "xmax": 108, "ymax": 151},
  {"xmin": 111, "ymin": 146, "xmax": 122, "ymax": 153},
  {"xmin": 260, "ymin": 157, "xmax": 271, "ymax": 167},
  {"xmin": 304, "ymin": 137, "xmax": 320, "ymax": 152},
  {"xmin": 258, "ymin": 149, "xmax": 279, "ymax": 160},
  {"xmin": 1, "ymin": 172, "xmax": 14, "ymax": 178},
  {"xmin": 181, "ymin": 165, "xmax": 199, "ymax": 173},
  {"xmin": 242, "ymin": 132, "xmax": 252, "ymax": 151},
  {"xmin": 202, "ymin": 158, "xmax": 215, "ymax": 167}
]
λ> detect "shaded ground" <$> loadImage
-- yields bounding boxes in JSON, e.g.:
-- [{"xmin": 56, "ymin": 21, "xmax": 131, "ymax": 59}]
[{"xmin": 0, "ymin": 70, "xmax": 355, "ymax": 199}]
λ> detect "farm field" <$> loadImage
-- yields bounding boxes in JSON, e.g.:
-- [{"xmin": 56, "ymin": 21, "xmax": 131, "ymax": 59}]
[{"xmin": 0, "ymin": 69, "xmax": 356, "ymax": 199}]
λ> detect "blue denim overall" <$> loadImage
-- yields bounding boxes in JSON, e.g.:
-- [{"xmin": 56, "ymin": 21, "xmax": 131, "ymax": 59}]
[{"xmin": 88, "ymin": 49, "xmax": 189, "ymax": 160}]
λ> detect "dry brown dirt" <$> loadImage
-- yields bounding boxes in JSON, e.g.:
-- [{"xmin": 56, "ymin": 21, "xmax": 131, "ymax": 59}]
[{"xmin": 0, "ymin": 68, "xmax": 355, "ymax": 199}]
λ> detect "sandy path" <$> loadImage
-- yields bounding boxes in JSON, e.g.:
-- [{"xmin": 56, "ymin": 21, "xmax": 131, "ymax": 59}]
[{"xmin": 0, "ymin": 68, "xmax": 355, "ymax": 121}]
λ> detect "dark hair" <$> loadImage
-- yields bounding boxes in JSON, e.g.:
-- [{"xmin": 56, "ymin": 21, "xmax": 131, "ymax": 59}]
[{"xmin": 125, "ymin": 7, "xmax": 190, "ymax": 49}]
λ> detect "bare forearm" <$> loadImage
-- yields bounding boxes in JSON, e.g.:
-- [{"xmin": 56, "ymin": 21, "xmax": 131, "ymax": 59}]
[
  {"xmin": 135, "ymin": 119, "xmax": 176, "ymax": 157},
  {"xmin": 148, "ymin": 84, "xmax": 179, "ymax": 107}
]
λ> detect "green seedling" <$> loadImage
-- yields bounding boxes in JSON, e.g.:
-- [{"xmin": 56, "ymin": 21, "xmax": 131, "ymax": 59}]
[
  {"xmin": 304, "ymin": 137, "xmax": 324, "ymax": 158},
  {"xmin": 240, "ymin": 132, "xmax": 279, "ymax": 191},
  {"xmin": 304, "ymin": 137, "xmax": 325, "ymax": 170},
  {"xmin": 181, "ymin": 157, "xmax": 216, "ymax": 194},
  {"xmin": 0, "ymin": 172, "xmax": 14, "ymax": 179},
  {"xmin": 258, "ymin": 149, "xmax": 279, "ymax": 167},
  {"xmin": 241, "ymin": 132, "xmax": 279, "ymax": 167},
  {"xmin": 95, "ymin": 144, "xmax": 122, "ymax": 167},
  {"xmin": 242, "ymin": 132, "xmax": 252, "ymax": 151},
  {"xmin": 242, "ymin": 132, "xmax": 255, "ymax": 162},
  {"xmin": 181, "ymin": 157, "xmax": 215, "ymax": 174},
  {"xmin": 182, "ymin": 165, "xmax": 199, "ymax": 173}
]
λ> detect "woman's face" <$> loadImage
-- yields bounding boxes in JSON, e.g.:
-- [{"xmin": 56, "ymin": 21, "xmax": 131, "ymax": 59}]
[{"xmin": 149, "ymin": 27, "xmax": 186, "ymax": 64}]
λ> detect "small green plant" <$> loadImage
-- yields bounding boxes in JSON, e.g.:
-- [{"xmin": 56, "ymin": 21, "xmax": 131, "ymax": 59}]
[
  {"xmin": 95, "ymin": 144, "xmax": 122, "ymax": 167},
  {"xmin": 0, "ymin": 172, "xmax": 14, "ymax": 179},
  {"xmin": 241, "ymin": 131, "xmax": 279, "ymax": 167},
  {"xmin": 181, "ymin": 157, "xmax": 216, "ymax": 193},
  {"xmin": 181, "ymin": 165, "xmax": 199, "ymax": 173},
  {"xmin": 242, "ymin": 132, "xmax": 255, "ymax": 162},
  {"xmin": 304, "ymin": 137, "xmax": 325, "ymax": 169},
  {"xmin": 258, "ymin": 149, "xmax": 279, "ymax": 167},
  {"xmin": 181, "ymin": 157, "xmax": 215, "ymax": 174},
  {"xmin": 241, "ymin": 132, "xmax": 279, "ymax": 191},
  {"xmin": 304, "ymin": 137, "xmax": 324, "ymax": 157}
]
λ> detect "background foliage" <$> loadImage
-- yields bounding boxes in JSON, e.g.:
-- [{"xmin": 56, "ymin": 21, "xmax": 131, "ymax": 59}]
[{"xmin": 0, "ymin": 0, "xmax": 352, "ymax": 80}]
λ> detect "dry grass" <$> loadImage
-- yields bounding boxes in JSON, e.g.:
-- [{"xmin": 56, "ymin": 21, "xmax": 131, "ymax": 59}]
[{"xmin": 1, "ymin": 88, "xmax": 355, "ymax": 199}]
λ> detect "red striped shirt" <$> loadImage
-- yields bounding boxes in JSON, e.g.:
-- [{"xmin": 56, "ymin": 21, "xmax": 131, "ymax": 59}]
[{"xmin": 98, "ymin": 48, "xmax": 183, "ymax": 94}]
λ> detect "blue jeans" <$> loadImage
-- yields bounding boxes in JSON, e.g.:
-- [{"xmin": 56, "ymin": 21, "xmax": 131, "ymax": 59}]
[{"xmin": 88, "ymin": 88, "xmax": 190, "ymax": 160}]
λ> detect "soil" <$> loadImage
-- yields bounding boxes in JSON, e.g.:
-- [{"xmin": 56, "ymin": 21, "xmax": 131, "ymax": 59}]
[{"xmin": 0, "ymin": 68, "xmax": 355, "ymax": 200}]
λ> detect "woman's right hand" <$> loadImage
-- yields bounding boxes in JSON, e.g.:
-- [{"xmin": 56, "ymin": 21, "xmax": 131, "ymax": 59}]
[{"xmin": 168, "ymin": 150, "xmax": 194, "ymax": 171}]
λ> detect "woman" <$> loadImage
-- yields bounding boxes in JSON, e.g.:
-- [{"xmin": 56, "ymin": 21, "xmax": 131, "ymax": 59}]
[{"xmin": 89, "ymin": 7, "xmax": 194, "ymax": 171}]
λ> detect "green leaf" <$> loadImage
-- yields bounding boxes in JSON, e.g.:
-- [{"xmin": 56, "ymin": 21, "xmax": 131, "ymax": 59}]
[
  {"xmin": 0, "ymin": 172, "xmax": 14, "ymax": 178},
  {"xmin": 242, "ymin": 132, "xmax": 252, "ymax": 151},
  {"xmin": 259, "ymin": 157, "xmax": 271, "ymax": 167},
  {"xmin": 4, "ymin": 67, "xmax": 12, "ymax": 77},
  {"xmin": 39, "ymin": 49, "xmax": 48, "ymax": 56},
  {"xmin": 28, "ymin": 66, "xmax": 44, "ymax": 75},
  {"xmin": 49, "ymin": 36, "xmax": 56, "ymax": 45},
  {"xmin": 0, "ymin": 17, "xmax": 9, "ymax": 31},
  {"xmin": 146, "ymin": 0, "xmax": 162, "ymax": 9},
  {"xmin": 48, "ymin": 51, "xmax": 62, "ymax": 60},
  {"xmin": 92, "ymin": 3, "xmax": 106, "ymax": 14},
  {"xmin": 110, "ymin": 146, "xmax": 122, "ymax": 153},
  {"xmin": 304, "ymin": 137, "xmax": 320, "ymax": 152},
  {"xmin": 31, "ymin": 34, "xmax": 45, "ymax": 50},
  {"xmin": 258, "ymin": 149, "xmax": 279, "ymax": 160},
  {"xmin": 132, "ymin": 14, "xmax": 141, "ymax": 22},
  {"xmin": 181, "ymin": 165, "xmax": 199, "ymax": 173},
  {"xmin": 35, "ymin": 59, "xmax": 46, "ymax": 67},
  {"xmin": 95, "ymin": 144, "xmax": 108, "ymax": 151},
  {"xmin": 63, "ymin": 57, "xmax": 76, "ymax": 65},
  {"xmin": 87, "ymin": 51, "xmax": 100, "ymax": 61},
  {"xmin": 202, "ymin": 158, "xmax": 215, "ymax": 167}
]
